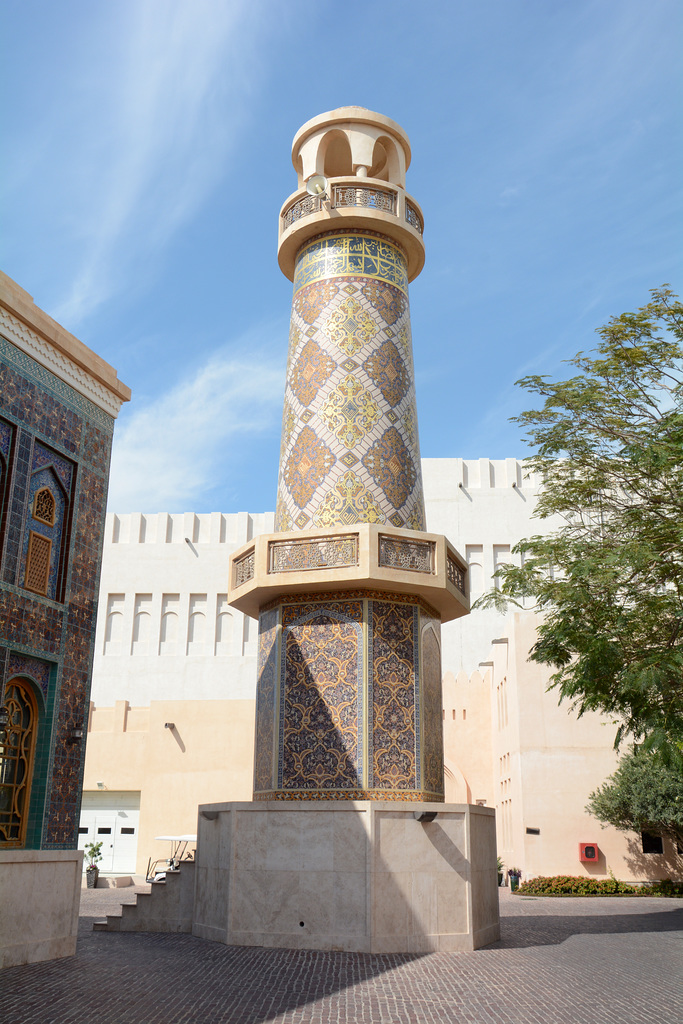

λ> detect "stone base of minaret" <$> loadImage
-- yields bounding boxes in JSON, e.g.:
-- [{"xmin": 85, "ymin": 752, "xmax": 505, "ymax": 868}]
[{"xmin": 192, "ymin": 800, "xmax": 500, "ymax": 953}]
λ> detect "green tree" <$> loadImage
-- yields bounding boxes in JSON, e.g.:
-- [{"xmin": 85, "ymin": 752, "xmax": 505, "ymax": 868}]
[
  {"xmin": 587, "ymin": 746, "xmax": 683, "ymax": 847},
  {"xmin": 477, "ymin": 287, "xmax": 683, "ymax": 751}
]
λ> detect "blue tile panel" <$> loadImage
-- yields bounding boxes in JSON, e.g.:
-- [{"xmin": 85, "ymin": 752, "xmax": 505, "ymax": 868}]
[
  {"xmin": 0, "ymin": 333, "xmax": 115, "ymax": 850},
  {"xmin": 253, "ymin": 591, "xmax": 444, "ymax": 802}
]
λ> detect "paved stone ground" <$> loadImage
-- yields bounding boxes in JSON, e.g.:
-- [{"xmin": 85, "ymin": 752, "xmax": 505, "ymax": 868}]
[{"xmin": 3, "ymin": 888, "xmax": 682, "ymax": 1023}]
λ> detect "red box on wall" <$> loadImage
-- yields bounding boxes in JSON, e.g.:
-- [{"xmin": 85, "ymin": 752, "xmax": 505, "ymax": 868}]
[{"xmin": 579, "ymin": 842, "xmax": 599, "ymax": 862}]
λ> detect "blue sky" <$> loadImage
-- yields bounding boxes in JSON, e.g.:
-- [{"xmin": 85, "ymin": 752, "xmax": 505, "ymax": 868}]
[{"xmin": 2, "ymin": 0, "xmax": 681, "ymax": 513}]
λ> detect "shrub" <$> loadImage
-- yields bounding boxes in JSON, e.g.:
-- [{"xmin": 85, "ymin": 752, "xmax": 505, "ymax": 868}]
[{"xmin": 516, "ymin": 874, "xmax": 683, "ymax": 896}]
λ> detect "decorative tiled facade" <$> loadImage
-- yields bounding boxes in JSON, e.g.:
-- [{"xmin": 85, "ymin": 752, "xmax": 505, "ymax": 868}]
[
  {"xmin": 0, "ymin": 331, "xmax": 116, "ymax": 849},
  {"xmin": 253, "ymin": 592, "xmax": 444, "ymax": 802},
  {"xmin": 274, "ymin": 232, "xmax": 426, "ymax": 532}
]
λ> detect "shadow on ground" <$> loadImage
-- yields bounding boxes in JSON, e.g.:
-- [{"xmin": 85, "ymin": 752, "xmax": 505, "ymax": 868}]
[
  {"xmin": 491, "ymin": 900, "xmax": 683, "ymax": 949},
  {"xmin": 2, "ymin": 891, "xmax": 681, "ymax": 1024}
]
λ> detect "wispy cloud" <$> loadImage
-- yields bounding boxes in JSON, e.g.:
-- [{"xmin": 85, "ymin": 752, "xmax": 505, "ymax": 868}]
[
  {"xmin": 51, "ymin": 0, "xmax": 267, "ymax": 326},
  {"xmin": 107, "ymin": 322, "xmax": 285, "ymax": 511}
]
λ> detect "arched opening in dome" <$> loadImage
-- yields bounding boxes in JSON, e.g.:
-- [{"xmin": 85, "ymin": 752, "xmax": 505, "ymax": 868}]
[{"xmin": 321, "ymin": 130, "xmax": 353, "ymax": 177}]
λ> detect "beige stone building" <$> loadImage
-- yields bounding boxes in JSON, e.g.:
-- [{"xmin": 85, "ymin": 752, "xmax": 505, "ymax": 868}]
[{"xmin": 82, "ymin": 456, "xmax": 679, "ymax": 884}]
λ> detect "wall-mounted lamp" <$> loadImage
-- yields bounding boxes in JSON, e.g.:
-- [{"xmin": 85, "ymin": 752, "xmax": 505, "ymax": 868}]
[
  {"xmin": 96, "ymin": 781, "xmax": 105, "ymax": 789},
  {"xmin": 66, "ymin": 726, "xmax": 84, "ymax": 745},
  {"xmin": 414, "ymin": 810, "xmax": 438, "ymax": 823},
  {"xmin": 200, "ymin": 810, "xmax": 218, "ymax": 821},
  {"xmin": 164, "ymin": 722, "xmax": 175, "ymax": 730}
]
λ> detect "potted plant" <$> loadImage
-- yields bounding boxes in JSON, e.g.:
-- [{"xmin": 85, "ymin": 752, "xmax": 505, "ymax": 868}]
[
  {"xmin": 507, "ymin": 866, "xmax": 522, "ymax": 892},
  {"xmin": 497, "ymin": 857, "xmax": 504, "ymax": 887},
  {"xmin": 84, "ymin": 841, "xmax": 103, "ymax": 889}
]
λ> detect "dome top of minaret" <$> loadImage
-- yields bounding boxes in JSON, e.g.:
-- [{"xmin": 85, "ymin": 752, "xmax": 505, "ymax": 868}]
[
  {"xmin": 279, "ymin": 107, "xmax": 424, "ymax": 282},
  {"xmin": 291, "ymin": 106, "xmax": 412, "ymax": 189}
]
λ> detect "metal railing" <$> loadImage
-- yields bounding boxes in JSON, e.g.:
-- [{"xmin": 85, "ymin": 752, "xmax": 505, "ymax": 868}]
[
  {"xmin": 281, "ymin": 194, "xmax": 325, "ymax": 231},
  {"xmin": 378, "ymin": 535, "xmax": 435, "ymax": 574},
  {"xmin": 405, "ymin": 200, "xmax": 423, "ymax": 234},
  {"xmin": 281, "ymin": 181, "xmax": 424, "ymax": 236},
  {"xmin": 269, "ymin": 535, "xmax": 358, "ymax": 573},
  {"xmin": 232, "ymin": 548, "xmax": 255, "ymax": 588},
  {"xmin": 447, "ymin": 555, "xmax": 466, "ymax": 595},
  {"xmin": 331, "ymin": 184, "xmax": 396, "ymax": 214}
]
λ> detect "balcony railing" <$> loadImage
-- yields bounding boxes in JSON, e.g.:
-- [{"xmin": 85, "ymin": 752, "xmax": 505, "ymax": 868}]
[
  {"xmin": 281, "ymin": 179, "xmax": 424, "ymax": 236},
  {"xmin": 405, "ymin": 200, "xmax": 423, "ymax": 234},
  {"xmin": 331, "ymin": 184, "xmax": 396, "ymax": 215}
]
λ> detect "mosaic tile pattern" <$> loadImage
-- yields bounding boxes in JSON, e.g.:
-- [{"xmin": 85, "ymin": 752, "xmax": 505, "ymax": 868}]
[
  {"xmin": 319, "ymin": 374, "xmax": 379, "ymax": 449},
  {"xmin": 274, "ymin": 232, "xmax": 425, "ymax": 531},
  {"xmin": 363, "ymin": 341, "xmax": 409, "ymax": 408},
  {"xmin": 253, "ymin": 592, "xmax": 444, "ymax": 802},
  {"xmin": 6, "ymin": 651, "xmax": 53, "ymax": 703},
  {"xmin": 289, "ymin": 340, "xmax": 336, "ymax": 406},
  {"xmin": 421, "ymin": 616, "xmax": 444, "ymax": 799},
  {"xmin": 0, "ymin": 417, "xmax": 13, "ymax": 458},
  {"xmin": 0, "ymin": 334, "xmax": 115, "ymax": 850},
  {"xmin": 279, "ymin": 603, "xmax": 363, "ymax": 791},
  {"xmin": 362, "ymin": 427, "xmax": 417, "ymax": 509},
  {"xmin": 294, "ymin": 233, "xmax": 409, "ymax": 294},
  {"xmin": 370, "ymin": 602, "xmax": 418, "ymax": 791},
  {"xmin": 254, "ymin": 609, "xmax": 279, "ymax": 793},
  {"xmin": 283, "ymin": 426, "xmax": 336, "ymax": 510},
  {"xmin": 313, "ymin": 471, "xmax": 383, "ymax": 527}
]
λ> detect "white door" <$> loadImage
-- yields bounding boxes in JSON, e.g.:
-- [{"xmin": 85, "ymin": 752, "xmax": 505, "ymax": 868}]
[{"xmin": 78, "ymin": 791, "xmax": 140, "ymax": 874}]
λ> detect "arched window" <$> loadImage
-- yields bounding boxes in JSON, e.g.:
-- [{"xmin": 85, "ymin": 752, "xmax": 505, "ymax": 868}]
[
  {"xmin": 159, "ymin": 593, "xmax": 179, "ymax": 655},
  {"xmin": 32, "ymin": 487, "xmax": 56, "ymax": 526},
  {"xmin": 215, "ymin": 596, "xmax": 233, "ymax": 655},
  {"xmin": 322, "ymin": 130, "xmax": 353, "ymax": 177},
  {"xmin": 22, "ymin": 466, "xmax": 68, "ymax": 601},
  {"xmin": 0, "ymin": 679, "xmax": 38, "ymax": 847},
  {"xmin": 370, "ymin": 136, "xmax": 400, "ymax": 182}
]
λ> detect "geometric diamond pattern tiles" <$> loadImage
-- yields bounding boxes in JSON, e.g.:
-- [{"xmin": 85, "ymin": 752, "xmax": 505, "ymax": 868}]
[{"xmin": 274, "ymin": 232, "xmax": 426, "ymax": 532}]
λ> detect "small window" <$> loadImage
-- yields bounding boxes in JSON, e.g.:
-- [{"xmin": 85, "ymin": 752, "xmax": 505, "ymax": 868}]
[
  {"xmin": 120, "ymin": 827, "xmax": 135, "ymax": 835},
  {"xmin": 25, "ymin": 532, "xmax": 52, "ymax": 596},
  {"xmin": 97, "ymin": 827, "xmax": 112, "ymax": 835},
  {"xmin": 641, "ymin": 832, "xmax": 663, "ymax": 854},
  {"xmin": 78, "ymin": 827, "xmax": 88, "ymax": 834},
  {"xmin": 33, "ymin": 487, "xmax": 56, "ymax": 526},
  {"xmin": 526, "ymin": 827, "xmax": 540, "ymax": 835}
]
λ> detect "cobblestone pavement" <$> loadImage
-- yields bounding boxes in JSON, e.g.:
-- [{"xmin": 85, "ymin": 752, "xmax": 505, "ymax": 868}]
[{"xmin": 3, "ymin": 888, "xmax": 682, "ymax": 1023}]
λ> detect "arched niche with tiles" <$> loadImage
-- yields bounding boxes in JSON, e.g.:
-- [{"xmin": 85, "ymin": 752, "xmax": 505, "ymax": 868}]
[
  {"xmin": 23, "ymin": 465, "xmax": 70, "ymax": 600},
  {"xmin": 0, "ymin": 677, "xmax": 40, "ymax": 847}
]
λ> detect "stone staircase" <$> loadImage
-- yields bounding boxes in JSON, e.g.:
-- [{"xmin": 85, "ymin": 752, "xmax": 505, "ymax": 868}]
[{"xmin": 94, "ymin": 862, "xmax": 195, "ymax": 933}]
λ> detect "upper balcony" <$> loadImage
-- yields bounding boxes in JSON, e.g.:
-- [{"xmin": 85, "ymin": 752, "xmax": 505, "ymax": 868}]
[{"xmin": 277, "ymin": 176, "xmax": 425, "ymax": 283}]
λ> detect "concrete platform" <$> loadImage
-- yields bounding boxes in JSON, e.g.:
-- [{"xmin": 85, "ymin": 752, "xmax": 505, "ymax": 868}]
[
  {"xmin": 193, "ymin": 800, "xmax": 499, "ymax": 953},
  {"xmin": 0, "ymin": 849, "xmax": 82, "ymax": 968}
]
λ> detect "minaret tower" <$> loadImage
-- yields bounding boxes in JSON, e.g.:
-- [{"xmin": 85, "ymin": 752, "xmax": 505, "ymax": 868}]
[{"xmin": 228, "ymin": 107, "xmax": 468, "ymax": 802}]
